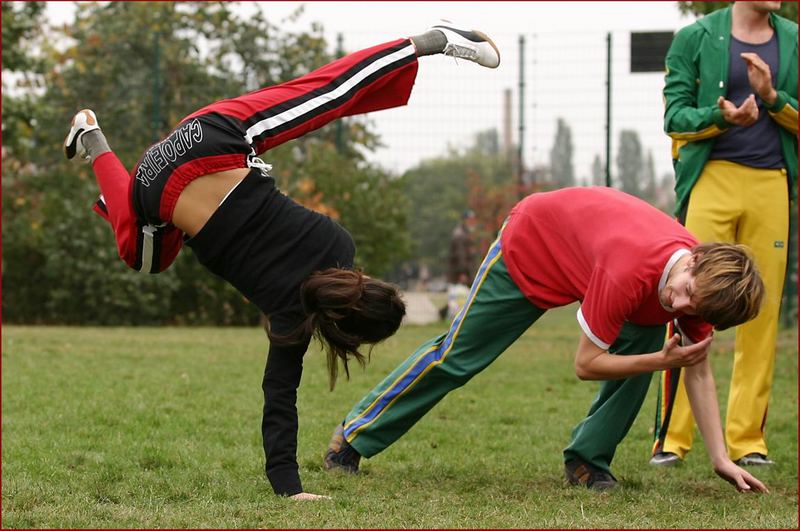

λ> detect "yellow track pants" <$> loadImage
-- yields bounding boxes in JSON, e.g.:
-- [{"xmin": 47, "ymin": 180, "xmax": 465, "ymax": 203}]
[{"xmin": 655, "ymin": 160, "xmax": 789, "ymax": 461}]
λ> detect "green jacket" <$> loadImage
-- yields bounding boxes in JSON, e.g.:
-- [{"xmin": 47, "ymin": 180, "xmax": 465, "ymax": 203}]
[{"xmin": 663, "ymin": 6, "xmax": 798, "ymax": 215}]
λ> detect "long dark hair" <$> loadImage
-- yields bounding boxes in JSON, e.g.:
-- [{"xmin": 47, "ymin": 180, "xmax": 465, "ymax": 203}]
[{"xmin": 269, "ymin": 268, "xmax": 405, "ymax": 389}]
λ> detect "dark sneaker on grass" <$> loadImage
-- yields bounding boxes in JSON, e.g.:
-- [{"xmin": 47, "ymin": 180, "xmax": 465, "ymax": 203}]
[
  {"xmin": 649, "ymin": 451, "xmax": 682, "ymax": 466},
  {"xmin": 565, "ymin": 459, "xmax": 617, "ymax": 491},
  {"xmin": 734, "ymin": 453, "xmax": 774, "ymax": 466},
  {"xmin": 324, "ymin": 423, "xmax": 361, "ymax": 473}
]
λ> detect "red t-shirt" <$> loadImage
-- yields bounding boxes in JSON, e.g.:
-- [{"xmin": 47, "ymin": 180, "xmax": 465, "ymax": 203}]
[{"xmin": 501, "ymin": 187, "xmax": 711, "ymax": 349}]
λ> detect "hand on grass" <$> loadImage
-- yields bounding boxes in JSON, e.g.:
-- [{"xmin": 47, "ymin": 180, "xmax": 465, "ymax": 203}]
[
  {"xmin": 714, "ymin": 460, "xmax": 769, "ymax": 493},
  {"xmin": 290, "ymin": 492, "xmax": 332, "ymax": 501},
  {"xmin": 718, "ymin": 94, "xmax": 758, "ymax": 126},
  {"xmin": 660, "ymin": 334, "xmax": 712, "ymax": 369}
]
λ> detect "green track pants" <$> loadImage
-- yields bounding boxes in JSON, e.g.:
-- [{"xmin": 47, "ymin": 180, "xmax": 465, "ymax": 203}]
[
  {"xmin": 563, "ymin": 321, "xmax": 666, "ymax": 473},
  {"xmin": 343, "ymin": 234, "xmax": 666, "ymax": 473}
]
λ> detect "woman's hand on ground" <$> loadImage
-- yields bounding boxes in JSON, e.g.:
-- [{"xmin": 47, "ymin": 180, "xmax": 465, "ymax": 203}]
[{"xmin": 289, "ymin": 492, "xmax": 332, "ymax": 501}]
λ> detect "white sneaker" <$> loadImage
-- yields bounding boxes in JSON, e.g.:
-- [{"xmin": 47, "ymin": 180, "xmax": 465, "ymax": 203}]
[
  {"xmin": 64, "ymin": 109, "xmax": 100, "ymax": 161},
  {"xmin": 431, "ymin": 21, "xmax": 500, "ymax": 68},
  {"xmin": 649, "ymin": 451, "xmax": 682, "ymax": 466},
  {"xmin": 734, "ymin": 453, "xmax": 774, "ymax": 466}
]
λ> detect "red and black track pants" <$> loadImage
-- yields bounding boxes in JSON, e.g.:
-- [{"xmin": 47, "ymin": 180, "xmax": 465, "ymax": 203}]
[{"xmin": 91, "ymin": 38, "xmax": 419, "ymax": 273}]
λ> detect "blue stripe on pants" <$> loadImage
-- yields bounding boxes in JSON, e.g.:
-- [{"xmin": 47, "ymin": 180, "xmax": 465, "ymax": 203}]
[{"xmin": 343, "ymin": 237, "xmax": 504, "ymax": 439}]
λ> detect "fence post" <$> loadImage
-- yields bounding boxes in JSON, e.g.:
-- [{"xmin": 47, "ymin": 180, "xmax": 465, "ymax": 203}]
[
  {"xmin": 336, "ymin": 33, "xmax": 345, "ymax": 154},
  {"xmin": 605, "ymin": 31, "xmax": 612, "ymax": 187},
  {"xmin": 152, "ymin": 31, "xmax": 161, "ymax": 143},
  {"xmin": 518, "ymin": 34, "xmax": 525, "ymax": 197}
]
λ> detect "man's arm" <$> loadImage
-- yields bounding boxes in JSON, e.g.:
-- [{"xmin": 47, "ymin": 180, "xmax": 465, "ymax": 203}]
[
  {"xmin": 573, "ymin": 332, "xmax": 711, "ymax": 380},
  {"xmin": 766, "ymin": 93, "xmax": 799, "ymax": 134},
  {"xmin": 663, "ymin": 28, "xmax": 731, "ymax": 141},
  {"xmin": 682, "ymin": 358, "xmax": 769, "ymax": 493},
  {"xmin": 740, "ymin": 52, "xmax": 799, "ymax": 135}
]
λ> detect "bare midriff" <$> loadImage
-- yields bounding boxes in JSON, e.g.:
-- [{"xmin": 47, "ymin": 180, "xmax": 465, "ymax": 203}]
[{"xmin": 172, "ymin": 167, "xmax": 250, "ymax": 237}]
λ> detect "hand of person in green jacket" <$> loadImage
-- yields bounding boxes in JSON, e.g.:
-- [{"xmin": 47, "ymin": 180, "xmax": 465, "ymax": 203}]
[
  {"xmin": 740, "ymin": 52, "xmax": 778, "ymax": 106},
  {"xmin": 717, "ymin": 94, "xmax": 759, "ymax": 126}
]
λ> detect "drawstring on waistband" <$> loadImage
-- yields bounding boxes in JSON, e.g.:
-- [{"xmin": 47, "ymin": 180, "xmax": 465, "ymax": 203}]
[{"xmin": 247, "ymin": 149, "xmax": 273, "ymax": 177}]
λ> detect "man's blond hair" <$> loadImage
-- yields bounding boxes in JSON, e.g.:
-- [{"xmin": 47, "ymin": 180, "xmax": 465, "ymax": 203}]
[{"xmin": 691, "ymin": 243, "xmax": 765, "ymax": 330}]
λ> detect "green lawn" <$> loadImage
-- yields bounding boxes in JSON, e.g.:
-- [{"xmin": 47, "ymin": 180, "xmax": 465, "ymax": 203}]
[{"xmin": 2, "ymin": 304, "xmax": 797, "ymax": 528}]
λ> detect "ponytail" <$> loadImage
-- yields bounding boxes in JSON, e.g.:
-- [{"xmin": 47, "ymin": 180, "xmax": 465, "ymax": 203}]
[{"xmin": 268, "ymin": 268, "xmax": 405, "ymax": 390}]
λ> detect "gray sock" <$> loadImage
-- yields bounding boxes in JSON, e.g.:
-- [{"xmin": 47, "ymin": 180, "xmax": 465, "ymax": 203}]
[
  {"xmin": 410, "ymin": 29, "xmax": 447, "ymax": 57},
  {"xmin": 81, "ymin": 129, "xmax": 111, "ymax": 161}
]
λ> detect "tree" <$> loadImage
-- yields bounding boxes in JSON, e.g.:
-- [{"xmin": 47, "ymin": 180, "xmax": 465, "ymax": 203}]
[
  {"xmin": 2, "ymin": 2, "xmax": 46, "ymax": 72},
  {"xmin": 678, "ymin": 2, "xmax": 797, "ymax": 20},
  {"xmin": 591, "ymin": 155, "xmax": 605, "ymax": 187},
  {"xmin": 641, "ymin": 150, "xmax": 657, "ymax": 203},
  {"xmin": 401, "ymin": 129, "xmax": 514, "ymax": 277},
  {"xmin": 549, "ymin": 118, "xmax": 574, "ymax": 188},
  {"xmin": 616, "ymin": 130, "xmax": 643, "ymax": 197},
  {"xmin": 656, "ymin": 173, "xmax": 676, "ymax": 214},
  {"xmin": 270, "ymin": 139, "xmax": 410, "ymax": 277}
]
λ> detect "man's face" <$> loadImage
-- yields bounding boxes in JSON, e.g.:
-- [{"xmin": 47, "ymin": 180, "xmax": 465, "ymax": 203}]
[{"xmin": 660, "ymin": 262, "xmax": 698, "ymax": 315}]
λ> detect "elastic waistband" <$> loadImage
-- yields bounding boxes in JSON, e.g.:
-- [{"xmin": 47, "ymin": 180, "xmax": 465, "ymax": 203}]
[
  {"xmin": 132, "ymin": 112, "xmax": 252, "ymax": 224},
  {"xmin": 705, "ymin": 159, "xmax": 786, "ymax": 175}
]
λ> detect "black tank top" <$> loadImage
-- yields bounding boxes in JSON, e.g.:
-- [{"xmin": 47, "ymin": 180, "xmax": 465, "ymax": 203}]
[{"xmin": 185, "ymin": 169, "xmax": 356, "ymax": 317}]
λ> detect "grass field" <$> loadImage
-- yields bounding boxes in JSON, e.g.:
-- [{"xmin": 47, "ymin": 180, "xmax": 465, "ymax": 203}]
[{"xmin": 2, "ymin": 304, "xmax": 797, "ymax": 528}]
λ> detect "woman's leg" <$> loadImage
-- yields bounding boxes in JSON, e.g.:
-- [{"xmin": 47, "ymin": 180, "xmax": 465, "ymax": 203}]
[
  {"xmin": 91, "ymin": 151, "xmax": 183, "ymax": 273},
  {"xmin": 184, "ymin": 24, "xmax": 499, "ymax": 156},
  {"xmin": 652, "ymin": 163, "xmax": 738, "ymax": 460},
  {"xmin": 185, "ymin": 39, "xmax": 419, "ymax": 154},
  {"xmin": 727, "ymin": 167, "xmax": 788, "ymax": 461},
  {"xmin": 90, "ymin": 151, "xmax": 140, "ymax": 257},
  {"xmin": 65, "ymin": 111, "xmax": 183, "ymax": 273}
]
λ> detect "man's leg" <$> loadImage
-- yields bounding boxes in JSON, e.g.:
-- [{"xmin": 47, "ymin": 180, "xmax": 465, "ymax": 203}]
[
  {"xmin": 563, "ymin": 323, "xmax": 666, "ymax": 479},
  {"xmin": 652, "ymin": 161, "xmax": 737, "ymax": 460},
  {"xmin": 727, "ymin": 166, "xmax": 788, "ymax": 462},
  {"xmin": 333, "ymin": 237, "xmax": 544, "ymax": 461}
]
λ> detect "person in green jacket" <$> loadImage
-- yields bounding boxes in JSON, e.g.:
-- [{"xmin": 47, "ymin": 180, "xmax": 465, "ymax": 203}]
[{"xmin": 650, "ymin": 1, "xmax": 798, "ymax": 468}]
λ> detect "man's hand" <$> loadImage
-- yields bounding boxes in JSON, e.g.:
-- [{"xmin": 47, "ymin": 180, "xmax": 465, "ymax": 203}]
[
  {"xmin": 289, "ymin": 492, "xmax": 332, "ymax": 501},
  {"xmin": 714, "ymin": 460, "xmax": 769, "ymax": 493},
  {"xmin": 741, "ymin": 52, "xmax": 777, "ymax": 106},
  {"xmin": 660, "ymin": 333, "xmax": 712, "ymax": 368},
  {"xmin": 718, "ymin": 94, "xmax": 759, "ymax": 126}
]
